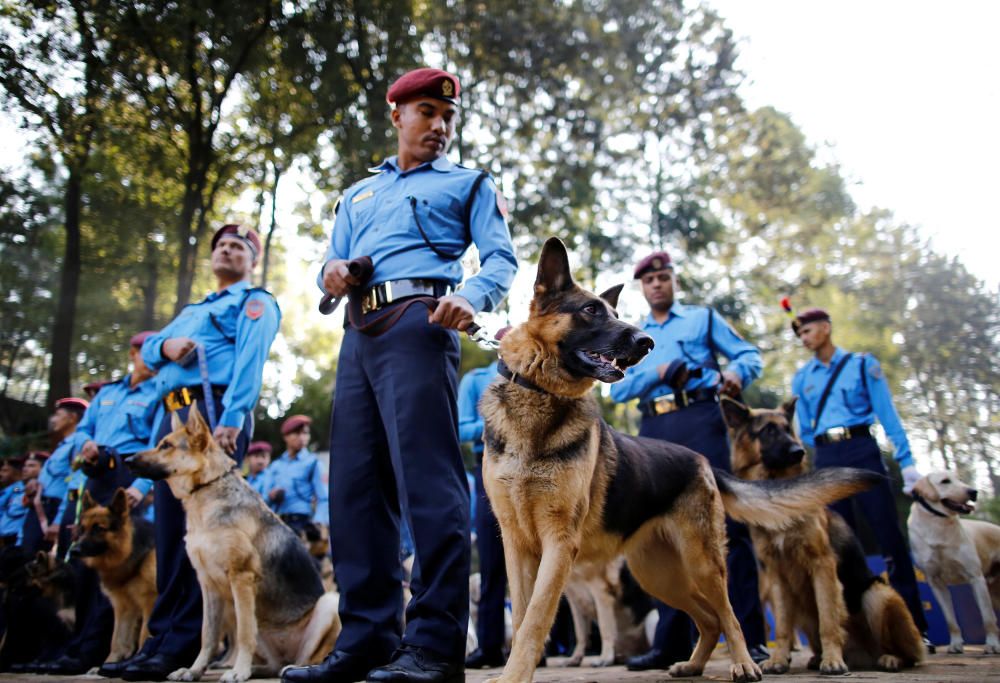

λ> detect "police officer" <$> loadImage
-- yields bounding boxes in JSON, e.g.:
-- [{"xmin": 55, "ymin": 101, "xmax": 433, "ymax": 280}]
[
  {"xmin": 38, "ymin": 331, "xmax": 161, "ymax": 676},
  {"xmin": 610, "ymin": 251, "xmax": 769, "ymax": 670},
  {"xmin": 245, "ymin": 441, "xmax": 273, "ymax": 499},
  {"xmin": 266, "ymin": 415, "xmax": 328, "ymax": 531},
  {"xmin": 790, "ymin": 307, "xmax": 929, "ymax": 636},
  {"xmin": 11, "ymin": 452, "xmax": 45, "ymax": 547},
  {"xmin": 0, "ymin": 458, "xmax": 26, "ymax": 547},
  {"xmin": 119, "ymin": 224, "xmax": 280, "ymax": 682},
  {"xmin": 459, "ymin": 329, "xmax": 508, "ymax": 670},
  {"xmin": 283, "ymin": 67, "xmax": 516, "ymax": 683},
  {"xmin": 20, "ymin": 398, "xmax": 89, "ymax": 555}
]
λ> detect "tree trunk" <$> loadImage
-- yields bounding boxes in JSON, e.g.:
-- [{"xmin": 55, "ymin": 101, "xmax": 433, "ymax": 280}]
[
  {"xmin": 173, "ymin": 181, "xmax": 202, "ymax": 316},
  {"xmin": 261, "ymin": 166, "xmax": 282, "ymax": 289},
  {"xmin": 46, "ymin": 169, "xmax": 83, "ymax": 407},
  {"xmin": 140, "ymin": 237, "xmax": 159, "ymax": 330}
]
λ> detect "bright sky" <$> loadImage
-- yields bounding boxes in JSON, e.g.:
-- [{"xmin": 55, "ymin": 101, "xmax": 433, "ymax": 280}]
[{"xmin": 706, "ymin": 0, "xmax": 1000, "ymax": 289}]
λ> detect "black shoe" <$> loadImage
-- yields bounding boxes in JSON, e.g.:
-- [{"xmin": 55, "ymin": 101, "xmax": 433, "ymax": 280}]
[
  {"xmin": 100, "ymin": 650, "xmax": 151, "ymax": 678},
  {"xmin": 625, "ymin": 647, "xmax": 679, "ymax": 671},
  {"xmin": 282, "ymin": 650, "xmax": 387, "ymax": 683},
  {"xmin": 464, "ymin": 648, "xmax": 505, "ymax": 669},
  {"xmin": 922, "ymin": 633, "xmax": 937, "ymax": 655},
  {"xmin": 120, "ymin": 652, "xmax": 195, "ymax": 682},
  {"xmin": 748, "ymin": 644, "xmax": 770, "ymax": 664},
  {"xmin": 46, "ymin": 654, "xmax": 99, "ymax": 675},
  {"xmin": 367, "ymin": 645, "xmax": 464, "ymax": 683}
]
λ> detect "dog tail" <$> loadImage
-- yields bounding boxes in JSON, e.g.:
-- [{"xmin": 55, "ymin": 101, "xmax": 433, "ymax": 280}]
[
  {"xmin": 714, "ymin": 467, "xmax": 881, "ymax": 530},
  {"xmin": 860, "ymin": 580, "xmax": 924, "ymax": 668}
]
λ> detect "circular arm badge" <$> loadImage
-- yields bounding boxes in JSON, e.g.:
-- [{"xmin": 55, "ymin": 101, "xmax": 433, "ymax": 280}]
[{"xmin": 245, "ymin": 299, "xmax": 265, "ymax": 320}]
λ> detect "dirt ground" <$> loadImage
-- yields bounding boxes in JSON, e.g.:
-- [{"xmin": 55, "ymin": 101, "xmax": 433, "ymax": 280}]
[{"xmin": 4, "ymin": 646, "xmax": 999, "ymax": 682}]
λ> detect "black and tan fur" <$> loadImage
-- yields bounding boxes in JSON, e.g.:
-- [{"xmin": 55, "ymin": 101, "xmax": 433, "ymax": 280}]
[
  {"xmin": 126, "ymin": 407, "xmax": 340, "ymax": 683},
  {"xmin": 480, "ymin": 237, "xmax": 879, "ymax": 683},
  {"xmin": 76, "ymin": 488, "xmax": 157, "ymax": 664},
  {"xmin": 721, "ymin": 397, "xmax": 924, "ymax": 673}
]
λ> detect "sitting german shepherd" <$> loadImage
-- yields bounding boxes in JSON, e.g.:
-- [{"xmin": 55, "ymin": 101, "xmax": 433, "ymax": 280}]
[
  {"xmin": 126, "ymin": 407, "xmax": 341, "ymax": 682},
  {"xmin": 721, "ymin": 397, "xmax": 924, "ymax": 673},
  {"xmin": 480, "ymin": 237, "xmax": 880, "ymax": 683},
  {"xmin": 76, "ymin": 488, "xmax": 157, "ymax": 664}
]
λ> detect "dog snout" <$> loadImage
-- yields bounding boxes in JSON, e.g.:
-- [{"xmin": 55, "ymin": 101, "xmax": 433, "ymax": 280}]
[
  {"xmin": 633, "ymin": 332, "xmax": 654, "ymax": 354},
  {"xmin": 788, "ymin": 443, "xmax": 805, "ymax": 461},
  {"xmin": 968, "ymin": 488, "xmax": 978, "ymax": 501}
]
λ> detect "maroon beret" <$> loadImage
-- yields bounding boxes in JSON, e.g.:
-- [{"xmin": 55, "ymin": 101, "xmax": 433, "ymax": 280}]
[
  {"xmin": 633, "ymin": 251, "xmax": 673, "ymax": 279},
  {"xmin": 792, "ymin": 307, "xmax": 831, "ymax": 333},
  {"xmin": 211, "ymin": 224, "xmax": 261, "ymax": 260},
  {"xmin": 130, "ymin": 330, "xmax": 157, "ymax": 348},
  {"xmin": 387, "ymin": 68, "xmax": 460, "ymax": 106},
  {"xmin": 281, "ymin": 415, "xmax": 312, "ymax": 436},
  {"xmin": 25, "ymin": 451, "xmax": 50, "ymax": 463},
  {"xmin": 55, "ymin": 397, "xmax": 89, "ymax": 412},
  {"xmin": 494, "ymin": 325, "xmax": 512, "ymax": 341},
  {"xmin": 247, "ymin": 441, "xmax": 273, "ymax": 456}
]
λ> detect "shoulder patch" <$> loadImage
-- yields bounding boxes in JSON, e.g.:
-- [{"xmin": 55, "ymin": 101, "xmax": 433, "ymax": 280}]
[
  {"xmin": 495, "ymin": 185, "xmax": 509, "ymax": 219},
  {"xmin": 245, "ymin": 299, "xmax": 265, "ymax": 320},
  {"xmin": 867, "ymin": 361, "xmax": 884, "ymax": 380}
]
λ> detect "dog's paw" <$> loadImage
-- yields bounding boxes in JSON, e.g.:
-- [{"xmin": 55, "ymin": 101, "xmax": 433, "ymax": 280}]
[
  {"xmin": 819, "ymin": 656, "xmax": 848, "ymax": 675},
  {"xmin": 947, "ymin": 640, "xmax": 965, "ymax": 654},
  {"xmin": 984, "ymin": 642, "xmax": 1000, "ymax": 655},
  {"xmin": 168, "ymin": 668, "xmax": 199, "ymax": 682},
  {"xmin": 729, "ymin": 661, "xmax": 763, "ymax": 682},
  {"xmin": 582, "ymin": 655, "xmax": 614, "ymax": 667},
  {"xmin": 553, "ymin": 654, "xmax": 583, "ymax": 667},
  {"xmin": 219, "ymin": 668, "xmax": 251, "ymax": 683},
  {"xmin": 877, "ymin": 654, "xmax": 902, "ymax": 671},
  {"xmin": 761, "ymin": 655, "xmax": 791, "ymax": 674},
  {"xmin": 668, "ymin": 660, "xmax": 704, "ymax": 678},
  {"xmin": 86, "ymin": 666, "xmax": 100, "ymax": 676}
]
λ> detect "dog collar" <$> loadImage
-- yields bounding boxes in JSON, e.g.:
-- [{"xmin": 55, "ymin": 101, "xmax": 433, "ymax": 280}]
[
  {"xmin": 497, "ymin": 359, "xmax": 547, "ymax": 394},
  {"xmin": 912, "ymin": 492, "xmax": 948, "ymax": 518},
  {"xmin": 190, "ymin": 464, "xmax": 238, "ymax": 494}
]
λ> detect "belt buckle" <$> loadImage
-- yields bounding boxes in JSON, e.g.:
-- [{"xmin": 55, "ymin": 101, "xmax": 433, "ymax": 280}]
[
  {"xmin": 827, "ymin": 426, "xmax": 848, "ymax": 442},
  {"xmin": 653, "ymin": 396, "xmax": 677, "ymax": 415},
  {"xmin": 180, "ymin": 386, "xmax": 193, "ymax": 407}
]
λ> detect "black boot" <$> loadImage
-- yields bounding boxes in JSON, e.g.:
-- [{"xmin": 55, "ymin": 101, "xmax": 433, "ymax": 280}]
[
  {"xmin": 367, "ymin": 645, "xmax": 464, "ymax": 683},
  {"xmin": 282, "ymin": 650, "xmax": 387, "ymax": 683},
  {"xmin": 625, "ymin": 647, "xmax": 678, "ymax": 671}
]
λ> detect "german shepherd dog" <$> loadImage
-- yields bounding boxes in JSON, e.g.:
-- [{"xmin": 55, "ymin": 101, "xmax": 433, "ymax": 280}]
[
  {"xmin": 721, "ymin": 397, "xmax": 924, "ymax": 673},
  {"xmin": 480, "ymin": 237, "xmax": 880, "ymax": 683},
  {"xmin": 126, "ymin": 407, "xmax": 341, "ymax": 682},
  {"xmin": 76, "ymin": 487, "xmax": 157, "ymax": 663},
  {"xmin": 0, "ymin": 546, "xmax": 72, "ymax": 670}
]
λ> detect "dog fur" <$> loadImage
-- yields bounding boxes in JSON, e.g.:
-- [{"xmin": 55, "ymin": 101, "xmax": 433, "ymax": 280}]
[
  {"xmin": 76, "ymin": 488, "xmax": 158, "ymax": 663},
  {"xmin": 126, "ymin": 407, "xmax": 340, "ymax": 682},
  {"xmin": 479, "ymin": 237, "xmax": 879, "ymax": 683},
  {"xmin": 908, "ymin": 470, "xmax": 1000, "ymax": 654},
  {"xmin": 722, "ymin": 397, "xmax": 923, "ymax": 673}
]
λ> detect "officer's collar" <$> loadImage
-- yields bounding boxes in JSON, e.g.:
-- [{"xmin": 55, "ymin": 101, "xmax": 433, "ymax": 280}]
[
  {"xmin": 643, "ymin": 302, "xmax": 684, "ymax": 328},
  {"xmin": 375, "ymin": 155, "xmax": 455, "ymax": 174},
  {"xmin": 207, "ymin": 279, "xmax": 251, "ymax": 301},
  {"xmin": 811, "ymin": 346, "xmax": 846, "ymax": 371}
]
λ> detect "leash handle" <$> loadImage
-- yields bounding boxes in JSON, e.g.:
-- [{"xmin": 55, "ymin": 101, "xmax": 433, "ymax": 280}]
[
  {"xmin": 196, "ymin": 344, "xmax": 218, "ymax": 431},
  {"xmin": 318, "ymin": 258, "xmax": 375, "ymax": 315}
]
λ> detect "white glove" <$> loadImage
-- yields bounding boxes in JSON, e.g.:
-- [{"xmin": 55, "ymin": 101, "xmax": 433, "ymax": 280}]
[{"xmin": 901, "ymin": 465, "xmax": 922, "ymax": 495}]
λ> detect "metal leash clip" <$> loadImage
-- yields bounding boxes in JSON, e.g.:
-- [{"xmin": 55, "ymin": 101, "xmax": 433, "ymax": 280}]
[{"xmin": 465, "ymin": 322, "xmax": 500, "ymax": 350}]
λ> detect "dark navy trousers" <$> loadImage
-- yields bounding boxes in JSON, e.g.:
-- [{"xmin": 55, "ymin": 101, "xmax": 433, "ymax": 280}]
[
  {"xmin": 328, "ymin": 304, "xmax": 470, "ymax": 662},
  {"xmin": 19, "ymin": 495, "xmax": 62, "ymax": 555},
  {"xmin": 139, "ymin": 397, "xmax": 250, "ymax": 658},
  {"xmin": 472, "ymin": 460, "xmax": 507, "ymax": 656},
  {"xmin": 814, "ymin": 436, "xmax": 928, "ymax": 632},
  {"xmin": 639, "ymin": 400, "xmax": 767, "ymax": 658}
]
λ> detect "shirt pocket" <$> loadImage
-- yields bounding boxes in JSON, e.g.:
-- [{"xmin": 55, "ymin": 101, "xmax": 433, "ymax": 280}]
[
  {"xmin": 838, "ymin": 374, "xmax": 870, "ymax": 417},
  {"xmin": 206, "ymin": 302, "xmax": 239, "ymax": 343},
  {"xmin": 124, "ymin": 399, "xmax": 154, "ymax": 443},
  {"xmin": 407, "ymin": 194, "xmax": 465, "ymax": 248}
]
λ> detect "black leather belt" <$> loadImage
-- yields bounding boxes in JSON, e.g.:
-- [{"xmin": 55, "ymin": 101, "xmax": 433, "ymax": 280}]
[
  {"xmin": 815, "ymin": 424, "xmax": 872, "ymax": 446},
  {"xmin": 163, "ymin": 384, "xmax": 227, "ymax": 412},
  {"xmin": 640, "ymin": 388, "xmax": 719, "ymax": 417},
  {"xmin": 360, "ymin": 279, "xmax": 453, "ymax": 314}
]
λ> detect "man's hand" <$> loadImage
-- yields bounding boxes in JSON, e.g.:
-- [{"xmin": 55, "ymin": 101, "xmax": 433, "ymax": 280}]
[
  {"xmin": 720, "ymin": 371, "xmax": 743, "ymax": 398},
  {"xmin": 322, "ymin": 260, "xmax": 361, "ymax": 298},
  {"xmin": 44, "ymin": 523, "xmax": 60, "ymax": 544},
  {"xmin": 125, "ymin": 486, "xmax": 144, "ymax": 508},
  {"xmin": 80, "ymin": 440, "xmax": 99, "ymax": 465},
  {"xmin": 162, "ymin": 337, "xmax": 197, "ymax": 363},
  {"xmin": 901, "ymin": 465, "xmax": 922, "ymax": 496},
  {"xmin": 269, "ymin": 488, "xmax": 286, "ymax": 505},
  {"xmin": 429, "ymin": 295, "xmax": 474, "ymax": 331},
  {"xmin": 213, "ymin": 426, "xmax": 241, "ymax": 455}
]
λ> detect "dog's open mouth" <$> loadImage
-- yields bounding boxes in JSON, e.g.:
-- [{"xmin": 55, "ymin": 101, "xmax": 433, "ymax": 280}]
[
  {"xmin": 575, "ymin": 349, "xmax": 634, "ymax": 381},
  {"xmin": 942, "ymin": 498, "xmax": 975, "ymax": 514}
]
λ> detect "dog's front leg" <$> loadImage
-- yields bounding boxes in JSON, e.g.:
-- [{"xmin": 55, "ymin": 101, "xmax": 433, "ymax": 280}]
[
  {"xmin": 500, "ymin": 535, "xmax": 537, "ymax": 641},
  {"xmin": 760, "ymin": 577, "xmax": 793, "ymax": 674},
  {"xmin": 810, "ymin": 558, "xmax": 848, "ymax": 674},
  {"xmin": 585, "ymin": 574, "xmax": 617, "ymax": 666},
  {"xmin": 927, "ymin": 577, "xmax": 964, "ymax": 653},
  {"xmin": 494, "ymin": 539, "xmax": 577, "ymax": 683},
  {"xmin": 221, "ymin": 571, "xmax": 258, "ymax": 682},
  {"xmin": 970, "ymin": 575, "xmax": 1000, "ymax": 654},
  {"xmin": 169, "ymin": 585, "xmax": 223, "ymax": 681}
]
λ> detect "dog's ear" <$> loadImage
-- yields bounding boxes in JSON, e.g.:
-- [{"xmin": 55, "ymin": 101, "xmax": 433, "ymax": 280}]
[
  {"xmin": 109, "ymin": 488, "xmax": 129, "ymax": 519},
  {"xmin": 185, "ymin": 402, "xmax": 212, "ymax": 451},
  {"xmin": 720, "ymin": 397, "xmax": 751, "ymax": 429},
  {"xmin": 535, "ymin": 237, "xmax": 574, "ymax": 295},
  {"xmin": 170, "ymin": 409, "xmax": 184, "ymax": 433},
  {"xmin": 35, "ymin": 550, "xmax": 48, "ymax": 567},
  {"xmin": 81, "ymin": 489, "xmax": 97, "ymax": 511},
  {"xmin": 599, "ymin": 284, "xmax": 624, "ymax": 310},
  {"xmin": 911, "ymin": 475, "xmax": 937, "ymax": 502},
  {"xmin": 781, "ymin": 397, "xmax": 797, "ymax": 424}
]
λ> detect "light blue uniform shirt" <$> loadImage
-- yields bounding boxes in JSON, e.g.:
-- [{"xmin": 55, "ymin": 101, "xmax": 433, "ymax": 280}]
[
  {"xmin": 317, "ymin": 155, "xmax": 517, "ymax": 314},
  {"xmin": 246, "ymin": 469, "xmax": 271, "ymax": 500},
  {"xmin": 0, "ymin": 482, "xmax": 27, "ymax": 537},
  {"xmin": 458, "ymin": 361, "xmax": 498, "ymax": 455},
  {"xmin": 56, "ymin": 468, "xmax": 87, "ymax": 525},
  {"xmin": 141, "ymin": 280, "xmax": 281, "ymax": 430},
  {"xmin": 38, "ymin": 431, "xmax": 89, "ymax": 501},
  {"xmin": 75, "ymin": 374, "xmax": 161, "ymax": 497},
  {"xmin": 265, "ymin": 449, "xmax": 329, "ymax": 525},
  {"xmin": 610, "ymin": 303, "xmax": 763, "ymax": 404},
  {"xmin": 791, "ymin": 347, "xmax": 913, "ymax": 468}
]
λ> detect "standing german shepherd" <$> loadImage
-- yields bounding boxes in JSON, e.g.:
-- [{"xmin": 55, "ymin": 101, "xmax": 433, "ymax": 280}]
[
  {"xmin": 721, "ymin": 397, "xmax": 923, "ymax": 673},
  {"xmin": 480, "ymin": 237, "xmax": 881, "ymax": 683},
  {"xmin": 76, "ymin": 488, "xmax": 157, "ymax": 664},
  {"xmin": 126, "ymin": 407, "xmax": 340, "ymax": 682}
]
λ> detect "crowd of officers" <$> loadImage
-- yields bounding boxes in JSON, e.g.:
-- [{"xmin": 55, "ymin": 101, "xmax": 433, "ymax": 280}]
[{"xmin": 0, "ymin": 65, "xmax": 932, "ymax": 683}]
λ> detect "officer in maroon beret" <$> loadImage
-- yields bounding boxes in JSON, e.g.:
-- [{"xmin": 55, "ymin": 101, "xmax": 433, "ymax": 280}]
[
  {"xmin": 297, "ymin": 67, "xmax": 517, "ymax": 683},
  {"xmin": 245, "ymin": 441, "xmax": 273, "ymax": 499}
]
